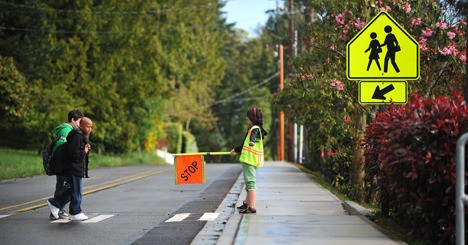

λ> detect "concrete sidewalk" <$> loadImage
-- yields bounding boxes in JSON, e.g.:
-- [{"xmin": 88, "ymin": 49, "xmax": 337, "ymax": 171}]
[{"xmin": 217, "ymin": 161, "xmax": 406, "ymax": 245}]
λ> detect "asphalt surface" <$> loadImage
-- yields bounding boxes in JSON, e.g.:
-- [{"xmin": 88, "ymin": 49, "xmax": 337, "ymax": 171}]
[{"xmin": 0, "ymin": 163, "xmax": 242, "ymax": 245}]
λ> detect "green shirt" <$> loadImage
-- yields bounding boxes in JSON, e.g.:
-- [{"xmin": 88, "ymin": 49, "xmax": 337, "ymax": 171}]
[{"xmin": 53, "ymin": 123, "xmax": 72, "ymax": 151}]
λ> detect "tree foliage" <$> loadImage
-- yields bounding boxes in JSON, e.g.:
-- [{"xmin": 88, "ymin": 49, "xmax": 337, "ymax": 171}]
[{"xmin": 0, "ymin": 0, "xmax": 226, "ymax": 153}]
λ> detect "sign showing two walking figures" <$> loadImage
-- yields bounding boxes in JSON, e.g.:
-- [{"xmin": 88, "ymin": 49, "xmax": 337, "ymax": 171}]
[
  {"xmin": 346, "ymin": 11, "xmax": 420, "ymax": 104},
  {"xmin": 173, "ymin": 152, "xmax": 231, "ymax": 185}
]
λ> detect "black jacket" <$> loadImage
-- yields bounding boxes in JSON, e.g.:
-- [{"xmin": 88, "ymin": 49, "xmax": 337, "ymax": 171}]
[{"xmin": 62, "ymin": 128, "xmax": 89, "ymax": 178}]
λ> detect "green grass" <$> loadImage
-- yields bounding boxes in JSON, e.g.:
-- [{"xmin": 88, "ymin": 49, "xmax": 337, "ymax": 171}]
[{"xmin": 0, "ymin": 148, "xmax": 167, "ymax": 180}]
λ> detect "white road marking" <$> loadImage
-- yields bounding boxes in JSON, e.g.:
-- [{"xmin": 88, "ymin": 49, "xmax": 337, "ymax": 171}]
[
  {"xmin": 198, "ymin": 212, "xmax": 219, "ymax": 221},
  {"xmin": 165, "ymin": 213, "xmax": 220, "ymax": 222},
  {"xmin": 51, "ymin": 218, "xmax": 71, "ymax": 224},
  {"xmin": 82, "ymin": 214, "xmax": 114, "ymax": 223},
  {"xmin": 50, "ymin": 214, "xmax": 115, "ymax": 224},
  {"xmin": 0, "ymin": 215, "xmax": 11, "ymax": 219},
  {"xmin": 166, "ymin": 213, "xmax": 190, "ymax": 222}
]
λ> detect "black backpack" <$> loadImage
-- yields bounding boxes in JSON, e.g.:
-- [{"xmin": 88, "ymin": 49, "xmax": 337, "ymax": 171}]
[{"xmin": 42, "ymin": 136, "xmax": 66, "ymax": 176}]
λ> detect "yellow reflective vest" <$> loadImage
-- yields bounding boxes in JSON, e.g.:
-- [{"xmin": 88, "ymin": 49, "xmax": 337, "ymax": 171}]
[{"xmin": 239, "ymin": 125, "xmax": 264, "ymax": 167}]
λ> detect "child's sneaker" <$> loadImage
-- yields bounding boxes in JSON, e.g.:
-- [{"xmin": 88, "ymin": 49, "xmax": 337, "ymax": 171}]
[
  {"xmin": 239, "ymin": 206, "xmax": 256, "ymax": 214},
  {"xmin": 237, "ymin": 201, "xmax": 248, "ymax": 210},
  {"xmin": 70, "ymin": 213, "xmax": 88, "ymax": 221},
  {"xmin": 47, "ymin": 200, "xmax": 60, "ymax": 219}
]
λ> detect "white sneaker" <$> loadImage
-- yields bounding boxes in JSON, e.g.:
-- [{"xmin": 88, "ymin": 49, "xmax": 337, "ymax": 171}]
[
  {"xmin": 47, "ymin": 200, "xmax": 59, "ymax": 219},
  {"xmin": 69, "ymin": 213, "xmax": 88, "ymax": 221}
]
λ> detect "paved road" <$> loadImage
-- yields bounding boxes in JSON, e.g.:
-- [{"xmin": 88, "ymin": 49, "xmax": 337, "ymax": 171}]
[{"xmin": 0, "ymin": 163, "xmax": 242, "ymax": 245}]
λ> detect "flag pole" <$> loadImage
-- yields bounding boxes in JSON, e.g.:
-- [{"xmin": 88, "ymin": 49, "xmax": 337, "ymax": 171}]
[{"xmin": 172, "ymin": 152, "xmax": 232, "ymax": 157}]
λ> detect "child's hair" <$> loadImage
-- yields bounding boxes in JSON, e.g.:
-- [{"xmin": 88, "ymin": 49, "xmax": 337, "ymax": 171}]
[
  {"xmin": 247, "ymin": 108, "xmax": 268, "ymax": 137},
  {"xmin": 247, "ymin": 107, "xmax": 263, "ymax": 126},
  {"xmin": 68, "ymin": 109, "xmax": 84, "ymax": 122}
]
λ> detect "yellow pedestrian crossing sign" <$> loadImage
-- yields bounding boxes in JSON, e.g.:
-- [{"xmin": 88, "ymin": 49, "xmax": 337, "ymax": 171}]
[
  {"xmin": 347, "ymin": 12, "xmax": 420, "ymax": 81},
  {"xmin": 359, "ymin": 81, "xmax": 407, "ymax": 104}
]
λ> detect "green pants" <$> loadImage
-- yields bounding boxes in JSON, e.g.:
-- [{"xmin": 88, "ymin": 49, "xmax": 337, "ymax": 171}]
[{"xmin": 242, "ymin": 162, "xmax": 257, "ymax": 191}]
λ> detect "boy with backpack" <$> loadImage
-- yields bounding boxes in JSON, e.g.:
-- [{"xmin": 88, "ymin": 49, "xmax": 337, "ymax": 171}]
[{"xmin": 46, "ymin": 109, "xmax": 84, "ymax": 220}]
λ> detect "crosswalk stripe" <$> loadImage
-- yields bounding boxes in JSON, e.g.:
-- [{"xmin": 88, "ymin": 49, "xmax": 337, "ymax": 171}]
[
  {"xmin": 165, "ymin": 213, "xmax": 220, "ymax": 222},
  {"xmin": 51, "ymin": 218, "xmax": 71, "ymax": 224},
  {"xmin": 166, "ymin": 213, "xmax": 190, "ymax": 222},
  {"xmin": 0, "ymin": 215, "xmax": 11, "ymax": 219},
  {"xmin": 82, "ymin": 214, "xmax": 114, "ymax": 223},
  {"xmin": 198, "ymin": 212, "xmax": 219, "ymax": 221},
  {"xmin": 50, "ymin": 214, "xmax": 114, "ymax": 224}
]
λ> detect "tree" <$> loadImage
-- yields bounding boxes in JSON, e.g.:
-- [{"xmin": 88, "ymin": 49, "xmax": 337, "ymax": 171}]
[{"xmin": 272, "ymin": 0, "xmax": 466, "ymax": 201}]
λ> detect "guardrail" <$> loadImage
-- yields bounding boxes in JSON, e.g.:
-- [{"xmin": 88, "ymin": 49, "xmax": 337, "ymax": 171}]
[{"xmin": 456, "ymin": 133, "xmax": 468, "ymax": 245}]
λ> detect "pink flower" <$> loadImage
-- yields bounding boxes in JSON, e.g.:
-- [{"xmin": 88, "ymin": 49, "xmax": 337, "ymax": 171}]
[
  {"xmin": 460, "ymin": 53, "xmax": 466, "ymax": 63},
  {"xmin": 327, "ymin": 150, "xmax": 335, "ymax": 156},
  {"xmin": 379, "ymin": 6, "xmax": 391, "ymax": 12},
  {"xmin": 321, "ymin": 150, "xmax": 325, "ymax": 158},
  {"xmin": 330, "ymin": 44, "xmax": 337, "ymax": 50},
  {"xmin": 447, "ymin": 31, "xmax": 456, "ymax": 40},
  {"xmin": 340, "ymin": 30, "xmax": 348, "ymax": 41},
  {"xmin": 439, "ymin": 47, "xmax": 451, "ymax": 56},
  {"xmin": 354, "ymin": 18, "xmax": 366, "ymax": 30},
  {"xmin": 335, "ymin": 13, "xmax": 345, "ymax": 25},
  {"xmin": 343, "ymin": 117, "xmax": 352, "ymax": 123},
  {"xmin": 337, "ymin": 83, "xmax": 344, "ymax": 91},
  {"xmin": 419, "ymin": 37, "xmax": 428, "ymax": 51},
  {"xmin": 411, "ymin": 18, "xmax": 422, "ymax": 26},
  {"xmin": 436, "ymin": 21, "xmax": 447, "ymax": 29},
  {"xmin": 421, "ymin": 27, "xmax": 433, "ymax": 37},
  {"xmin": 402, "ymin": 2, "xmax": 411, "ymax": 13},
  {"xmin": 330, "ymin": 80, "xmax": 344, "ymax": 91}
]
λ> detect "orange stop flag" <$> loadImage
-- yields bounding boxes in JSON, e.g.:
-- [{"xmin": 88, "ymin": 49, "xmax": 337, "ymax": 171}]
[{"xmin": 175, "ymin": 155, "xmax": 205, "ymax": 185}]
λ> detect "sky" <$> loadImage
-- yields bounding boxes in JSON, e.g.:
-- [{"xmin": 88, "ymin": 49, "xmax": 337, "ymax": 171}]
[{"xmin": 221, "ymin": 0, "xmax": 281, "ymax": 37}]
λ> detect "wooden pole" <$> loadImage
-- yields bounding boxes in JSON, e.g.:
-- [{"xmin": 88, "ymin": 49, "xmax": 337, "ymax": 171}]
[{"xmin": 278, "ymin": 44, "xmax": 285, "ymax": 160}]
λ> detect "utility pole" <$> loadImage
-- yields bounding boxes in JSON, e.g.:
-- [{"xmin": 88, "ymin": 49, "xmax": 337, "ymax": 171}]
[{"xmin": 277, "ymin": 45, "xmax": 285, "ymax": 161}]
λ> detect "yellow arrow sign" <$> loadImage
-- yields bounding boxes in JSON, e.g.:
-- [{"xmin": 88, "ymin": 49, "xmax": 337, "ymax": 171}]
[
  {"xmin": 347, "ymin": 12, "xmax": 420, "ymax": 80},
  {"xmin": 359, "ymin": 81, "xmax": 407, "ymax": 104}
]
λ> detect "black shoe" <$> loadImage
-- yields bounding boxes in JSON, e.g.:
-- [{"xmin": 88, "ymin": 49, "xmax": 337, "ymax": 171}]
[
  {"xmin": 237, "ymin": 201, "xmax": 248, "ymax": 210},
  {"xmin": 239, "ymin": 206, "xmax": 256, "ymax": 214}
]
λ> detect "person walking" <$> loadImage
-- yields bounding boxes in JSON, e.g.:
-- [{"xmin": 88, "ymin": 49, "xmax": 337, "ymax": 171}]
[
  {"xmin": 381, "ymin": 25, "xmax": 400, "ymax": 73},
  {"xmin": 47, "ymin": 109, "xmax": 84, "ymax": 220},
  {"xmin": 47, "ymin": 117, "xmax": 93, "ymax": 221},
  {"xmin": 364, "ymin": 32, "xmax": 382, "ymax": 71},
  {"xmin": 230, "ymin": 108, "xmax": 267, "ymax": 214}
]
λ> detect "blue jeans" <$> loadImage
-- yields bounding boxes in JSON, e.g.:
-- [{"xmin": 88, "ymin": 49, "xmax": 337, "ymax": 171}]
[
  {"xmin": 69, "ymin": 175, "xmax": 83, "ymax": 215},
  {"xmin": 48, "ymin": 175, "xmax": 70, "ymax": 210}
]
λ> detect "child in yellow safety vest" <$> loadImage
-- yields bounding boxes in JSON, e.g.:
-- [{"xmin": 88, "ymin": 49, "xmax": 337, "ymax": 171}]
[{"xmin": 230, "ymin": 107, "xmax": 268, "ymax": 214}]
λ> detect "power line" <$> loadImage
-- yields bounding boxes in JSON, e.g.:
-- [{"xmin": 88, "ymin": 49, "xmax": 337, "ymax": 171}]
[
  {"xmin": 171, "ymin": 72, "xmax": 279, "ymax": 116},
  {"xmin": 211, "ymin": 72, "xmax": 279, "ymax": 107}
]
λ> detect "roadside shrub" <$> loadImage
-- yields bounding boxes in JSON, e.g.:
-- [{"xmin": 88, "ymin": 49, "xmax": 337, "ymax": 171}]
[{"xmin": 363, "ymin": 92, "xmax": 468, "ymax": 244}]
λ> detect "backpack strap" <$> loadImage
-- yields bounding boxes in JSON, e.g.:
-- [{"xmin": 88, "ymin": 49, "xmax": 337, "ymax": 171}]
[{"xmin": 58, "ymin": 136, "xmax": 67, "ymax": 141}]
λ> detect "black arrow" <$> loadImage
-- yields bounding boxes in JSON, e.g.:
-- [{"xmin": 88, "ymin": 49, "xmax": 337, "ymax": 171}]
[{"xmin": 372, "ymin": 84, "xmax": 395, "ymax": 100}]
